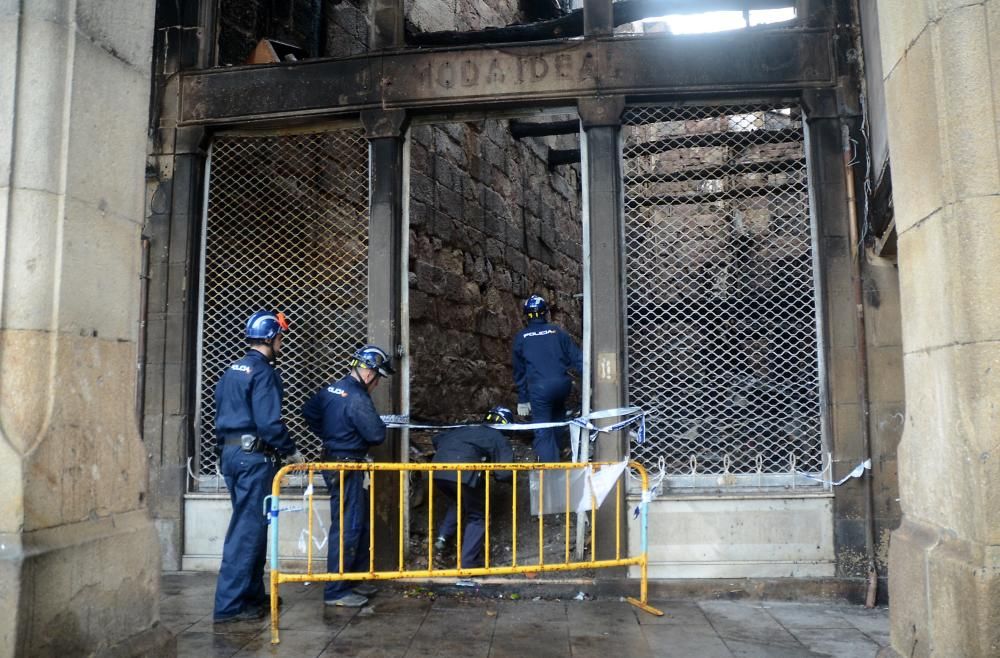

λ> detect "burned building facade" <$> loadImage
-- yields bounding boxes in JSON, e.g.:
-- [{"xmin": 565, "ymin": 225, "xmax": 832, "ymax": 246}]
[
  {"xmin": 150, "ymin": 0, "xmax": 899, "ymax": 601},
  {"xmin": 0, "ymin": 0, "xmax": 997, "ymax": 655}
]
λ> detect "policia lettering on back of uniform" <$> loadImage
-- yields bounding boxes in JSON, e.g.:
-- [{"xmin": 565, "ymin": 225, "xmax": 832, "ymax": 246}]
[
  {"xmin": 301, "ymin": 344, "xmax": 395, "ymax": 609},
  {"xmin": 212, "ymin": 310, "xmax": 304, "ymax": 625},
  {"xmin": 512, "ymin": 294, "xmax": 583, "ymax": 462}
]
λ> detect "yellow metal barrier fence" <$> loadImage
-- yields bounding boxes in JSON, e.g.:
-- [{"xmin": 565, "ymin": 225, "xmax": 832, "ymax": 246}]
[{"xmin": 265, "ymin": 460, "xmax": 663, "ymax": 644}]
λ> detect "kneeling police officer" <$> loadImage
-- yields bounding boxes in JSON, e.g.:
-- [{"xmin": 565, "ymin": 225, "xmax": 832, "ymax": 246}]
[
  {"xmin": 213, "ymin": 310, "xmax": 305, "ymax": 624},
  {"xmin": 432, "ymin": 406, "xmax": 515, "ymax": 570}
]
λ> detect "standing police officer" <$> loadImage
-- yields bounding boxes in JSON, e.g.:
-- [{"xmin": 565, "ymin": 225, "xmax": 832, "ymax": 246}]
[
  {"xmin": 302, "ymin": 345, "xmax": 394, "ymax": 607},
  {"xmin": 512, "ymin": 294, "xmax": 583, "ymax": 462},
  {"xmin": 213, "ymin": 310, "xmax": 304, "ymax": 624},
  {"xmin": 432, "ymin": 406, "xmax": 515, "ymax": 570}
]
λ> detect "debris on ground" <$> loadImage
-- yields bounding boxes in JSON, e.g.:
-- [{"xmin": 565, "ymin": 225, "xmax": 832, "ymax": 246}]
[{"xmin": 402, "ymin": 586, "xmax": 437, "ymax": 600}]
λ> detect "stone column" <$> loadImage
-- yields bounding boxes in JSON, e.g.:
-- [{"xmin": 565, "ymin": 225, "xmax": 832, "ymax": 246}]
[
  {"xmin": 877, "ymin": 2, "xmax": 1000, "ymax": 656},
  {"xmin": 362, "ymin": 109, "xmax": 408, "ymax": 567},
  {"xmin": 0, "ymin": 1, "xmax": 170, "ymax": 655},
  {"xmin": 579, "ymin": 96, "xmax": 627, "ymax": 561}
]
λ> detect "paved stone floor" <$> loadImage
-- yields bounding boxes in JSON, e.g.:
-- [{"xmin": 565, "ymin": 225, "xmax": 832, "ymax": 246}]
[{"xmin": 162, "ymin": 572, "xmax": 890, "ymax": 657}]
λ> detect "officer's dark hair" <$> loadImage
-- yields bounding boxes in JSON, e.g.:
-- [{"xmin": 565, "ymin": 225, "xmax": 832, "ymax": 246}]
[{"xmin": 247, "ymin": 337, "xmax": 271, "ymax": 347}]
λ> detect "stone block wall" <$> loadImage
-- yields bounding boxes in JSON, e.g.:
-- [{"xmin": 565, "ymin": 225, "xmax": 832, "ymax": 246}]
[
  {"xmin": 407, "ymin": 119, "xmax": 583, "ymax": 422},
  {"xmin": 405, "ymin": 0, "xmax": 520, "ymax": 33}
]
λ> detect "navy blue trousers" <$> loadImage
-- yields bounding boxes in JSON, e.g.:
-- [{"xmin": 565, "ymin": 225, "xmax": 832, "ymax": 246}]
[
  {"xmin": 529, "ymin": 378, "xmax": 571, "ymax": 462},
  {"xmin": 323, "ymin": 469, "xmax": 369, "ymax": 600},
  {"xmin": 214, "ymin": 446, "xmax": 277, "ymax": 620},
  {"xmin": 436, "ymin": 479, "xmax": 487, "ymax": 568}
]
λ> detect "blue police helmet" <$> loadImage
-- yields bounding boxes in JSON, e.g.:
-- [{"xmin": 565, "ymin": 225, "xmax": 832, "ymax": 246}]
[
  {"xmin": 246, "ymin": 310, "xmax": 289, "ymax": 340},
  {"xmin": 484, "ymin": 405, "xmax": 514, "ymax": 425},
  {"xmin": 349, "ymin": 344, "xmax": 395, "ymax": 378},
  {"xmin": 523, "ymin": 294, "xmax": 548, "ymax": 319}
]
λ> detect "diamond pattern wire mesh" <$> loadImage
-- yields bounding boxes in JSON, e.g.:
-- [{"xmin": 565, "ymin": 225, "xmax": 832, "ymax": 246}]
[
  {"xmin": 197, "ymin": 129, "xmax": 369, "ymax": 477},
  {"xmin": 622, "ymin": 104, "xmax": 822, "ymax": 479}
]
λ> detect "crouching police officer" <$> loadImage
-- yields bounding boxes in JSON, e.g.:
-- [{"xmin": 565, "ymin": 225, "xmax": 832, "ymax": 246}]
[
  {"xmin": 302, "ymin": 345, "xmax": 394, "ymax": 607},
  {"xmin": 432, "ymin": 406, "xmax": 515, "ymax": 570},
  {"xmin": 213, "ymin": 310, "xmax": 305, "ymax": 624},
  {"xmin": 512, "ymin": 294, "xmax": 583, "ymax": 462}
]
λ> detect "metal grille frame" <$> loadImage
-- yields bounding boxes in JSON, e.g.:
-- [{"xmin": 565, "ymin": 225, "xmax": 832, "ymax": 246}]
[
  {"xmin": 195, "ymin": 125, "xmax": 370, "ymax": 483},
  {"xmin": 622, "ymin": 102, "xmax": 827, "ymax": 489}
]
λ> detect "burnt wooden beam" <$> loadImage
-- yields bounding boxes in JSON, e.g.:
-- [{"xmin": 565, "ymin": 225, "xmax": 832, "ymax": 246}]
[
  {"xmin": 623, "ymin": 127, "xmax": 801, "ymax": 158},
  {"xmin": 550, "ymin": 129, "xmax": 802, "ymax": 168},
  {"xmin": 548, "ymin": 147, "xmax": 582, "ymax": 170},
  {"xmin": 873, "ymin": 217, "xmax": 896, "ymax": 257},
  {"xmin": 631, "ymin": 182, "xmax": 804, "ymax": 206},
  {"xmin": 179, "ymin": 30, "xmax": 835, "ymax": 125},
  {"xmin": 625, "ymin": 105, "xmax": 803, "ymax": 125},
  {"xmin": 510, "ymin": 119, "xmax": 580, "ymax": 139},
  {"xmin": 411, "ymin": 0, "xmax": 797, "ymax": 46},
  {"xmin": 624, "ymin": 158, "xmax": 805, "ymax": 184}
]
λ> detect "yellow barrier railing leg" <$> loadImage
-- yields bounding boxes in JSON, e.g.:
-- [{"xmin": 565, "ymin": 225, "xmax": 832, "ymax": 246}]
[
  {"xmin": 428, "ymin": 473, "xmax": 434, "ymax": 572},
  {"xmin": 339, "ymin": 469, "xmax": 345, "ymax": 574},
  {"xmin": 564, "ymin": 467, "xmax": 571, "ymax": 564},
  {"xmin": 625, "ymin": 461, "xmax": 663, "ymax": 617},
  {"xmin": 269, "ymin": 469, "xmax": 283, "ymax": 645},
  {"xmin": 398, "ymin": 471, "xmax": 405, "ymax": 572},
  {"xmin": 484, "ymin": 471, "xmax": 491, "ymax": 569},
  {"xmin": 537, "ymin": 469, "xmax": 544, "ymax": 567},
  {"xmin": 369, "ymin": 467, "xmax": 376, "ymax": 574},
  {"xmin": 456, "ymin": 470, "xmax": 463, "ymax": 571},
  {"xmin": 512, "ymin": 470, "xmax": 517, "ymax": 567},
  {"xmin": 307, "ymin": 468, "xmax": 314, "ymax": 577}
]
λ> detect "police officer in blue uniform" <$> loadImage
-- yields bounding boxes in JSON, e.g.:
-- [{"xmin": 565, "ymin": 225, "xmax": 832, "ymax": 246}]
[
  {"xmin": 213, "ymin": 310, "xmax": 305, "ymax": 624},
  {"xmin": 512, "ymin": 294, "xmax": 583, "ymax": 462},
  {"xmin": 431, "ymin": 406, "xmax": 515, "ymax": 570},
  {"xmin": 302, "ymin": 345, "xmax": 394, "ymax": 607}
]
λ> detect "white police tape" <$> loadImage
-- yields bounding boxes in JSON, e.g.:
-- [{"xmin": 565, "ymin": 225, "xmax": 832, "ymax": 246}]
[
  {"xmin": 798, "ymin": 458, "xmax": 871, "ymax": 486},
  {"xmin": 380, "ymin": 406, "xmax": 646, "ymax": 440},
  {"xmin": 383, "ymin": 407, "xmax": 646, "ymax": 467}
]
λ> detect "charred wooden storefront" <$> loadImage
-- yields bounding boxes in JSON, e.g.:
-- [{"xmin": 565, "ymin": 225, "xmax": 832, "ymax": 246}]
[{"xmin": 145, "ymin": 0, "xmax": 901, "ymax": 599}]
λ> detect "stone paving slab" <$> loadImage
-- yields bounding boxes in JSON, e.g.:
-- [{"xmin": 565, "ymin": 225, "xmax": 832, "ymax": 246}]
[
  {"xmin": 699, "ymin": 600, "xmax": 803, "ymax": 647},
  {"xmin": 761, "ymin": 602, "xmax": 856, "ymax": 629},
  {"xmin": 162, "ymin": 572, "xmax": 890, "ymax": 658},
  {"xmin": 641, "ymin": 625, "xmax": 734, "ymax": 658}
]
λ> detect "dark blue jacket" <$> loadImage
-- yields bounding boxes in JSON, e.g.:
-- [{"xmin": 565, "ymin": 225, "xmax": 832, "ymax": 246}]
[
  {"xmin": 301, "ymin": 374, "xmax": 386, "ymax": 459},
  {"xmin": 214, "ymin": 350, "xmax": 295, "ymax": 455},
  {"xmin": 432, "ymin": 425, "xmax": 514, "ymax": 486},
  {"xmin": 512, "ymin": 319, "xmax": 583, "ymax": 403}
]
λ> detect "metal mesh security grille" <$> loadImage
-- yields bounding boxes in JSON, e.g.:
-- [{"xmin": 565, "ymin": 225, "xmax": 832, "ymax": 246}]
[
  {"xmin": 622, "ymin": 104, "xmax": 822, "ymax": 481},
  {"xmin": 197, "ymin": 129, "xmax": 369, "ymax": 478}
]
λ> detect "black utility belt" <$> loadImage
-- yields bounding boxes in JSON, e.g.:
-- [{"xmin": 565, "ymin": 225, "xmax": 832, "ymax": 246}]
[
  {"xmin": 322, "ymin": 455, "xmax": 369, "ymax": 463},
  {"xmin": 222, "ymin": 434, "xmax": 273, "ymax": 455}
]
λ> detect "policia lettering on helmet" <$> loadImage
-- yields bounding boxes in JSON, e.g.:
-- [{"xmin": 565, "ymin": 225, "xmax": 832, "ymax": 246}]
[
  {"xmin": 512, "ymin": 294, "xmax": 584, "ymax": 462},
  {"xmin": 431, "ymin": 406, "xmax": 515, "ymax": 571},
  {"xmin": 213, "ymin": 311, "xmax": 305, "ymax": 624},
  {"xmin": 301, "ymin": 345, "xmax": 395, "ymax": 608}
]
